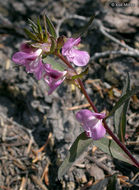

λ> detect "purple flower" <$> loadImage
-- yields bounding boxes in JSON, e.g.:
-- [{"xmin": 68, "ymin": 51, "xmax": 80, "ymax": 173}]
[
  {"xmin": 62, "ymin": 37, "xmax": 90, "ymax": 66},
  {"xmin": 28, "ymin": 58, "xmax": 44, "ymax": 80},
  {"xmin": 76, "ymin": 109, "xmax": 106, "ymax": 140},
  {"xmin": 44, "ymin": 64, "xmax": 67, "ymax": 95},
  {"xmin": 12, "ymin": 43, "xmax": 43, "ymax": 80}
]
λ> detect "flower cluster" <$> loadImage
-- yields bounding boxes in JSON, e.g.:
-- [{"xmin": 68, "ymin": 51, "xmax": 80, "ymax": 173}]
[
  {"xmin": 12, "ymin": 43, "xmax": 43, "ymax": 80},
  {"xmin": 12, "ymin": 42, "xmax": 67, "ymax": 95},
  {"xmin": 12, "ymin": 37, "xmax": 90, "ymax": 94}
]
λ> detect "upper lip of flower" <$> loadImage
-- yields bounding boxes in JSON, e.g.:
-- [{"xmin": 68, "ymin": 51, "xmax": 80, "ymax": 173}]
[{"xmin": 62, "ymin": 38, "xmax": 81, "ymax": 53}]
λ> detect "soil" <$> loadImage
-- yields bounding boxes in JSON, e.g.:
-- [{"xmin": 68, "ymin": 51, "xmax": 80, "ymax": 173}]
[{"xmin": 0, "ymin": 0, "xmax": 139, "ymax": 189}]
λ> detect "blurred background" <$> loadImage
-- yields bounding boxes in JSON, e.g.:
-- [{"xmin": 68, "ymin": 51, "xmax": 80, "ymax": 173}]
[{"xmin": 0, "ymin": 0, "xmax": 139, "ymax": 189}]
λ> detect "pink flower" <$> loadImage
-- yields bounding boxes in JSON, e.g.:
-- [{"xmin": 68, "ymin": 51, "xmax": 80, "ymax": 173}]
[
  {"xmin": 62, "ymin": 37, "xmax": 90, "ymax": 66},
  {"xmin": 76, "ymin": 109, "xmax": 106, "ymax": 140},
  {"xmin": 44, "ymin": 64, "xmax": 67, "ymax": 95},
  {"xmin": 12, "ymin": 43, "xmax": 43, "ymax": 80}
]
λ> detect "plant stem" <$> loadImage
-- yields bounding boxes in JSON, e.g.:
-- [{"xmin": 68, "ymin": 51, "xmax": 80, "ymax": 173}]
[{"xmin": 57, "ymin": 53, "xmax": 139, "ymax": 168}]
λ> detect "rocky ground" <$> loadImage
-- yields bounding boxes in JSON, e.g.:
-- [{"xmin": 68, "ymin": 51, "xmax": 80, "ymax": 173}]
[{"xmin": 0, "ymin": 0, "xmax": 139, "ymax": 189}]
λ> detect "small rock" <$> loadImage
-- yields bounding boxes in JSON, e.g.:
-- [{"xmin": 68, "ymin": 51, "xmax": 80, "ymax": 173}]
[
  {"xmin": 0, "ymin": 96, "xmax": 16, "ymax": 117},
  {"xmin": 31, "ymin": 100, "xmax": 40, "ymax": 109},
  {"xmin": 45, "ymin": 96, "xmax": 52, "ymax": 104},
  {"xmin": 80, "ymin": 175, "xmax": 88, "ymax": 184},
  {"xmin": 73, "ymin": 168, "xmax": 88, "ymax": 184},
  {"xmin": 12, "ymin": 2, "xmax": 26, "ymax": 14},
  {"xmin": 104, "ymin": 70, "xmax": 119, "ymax": 85},
  {"xmin": 103, "ymin": 82, "xmax": 112, "ymax": 89},
  {"xmin": 66, "ymin": 181, "xmax": 75, "ymax": 190},
  {"xmin": 86, "ymin": 164, "xmax": 105, "ymax": 180},
  {"xmin": 113, "ymin": 88, "xmax": 121, "ymax": 97}
]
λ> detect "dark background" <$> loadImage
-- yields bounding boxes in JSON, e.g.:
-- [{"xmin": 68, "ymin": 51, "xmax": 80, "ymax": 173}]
[{"xmin": 0, "ymin": 0, "xmax": 139, "ymax": 189}]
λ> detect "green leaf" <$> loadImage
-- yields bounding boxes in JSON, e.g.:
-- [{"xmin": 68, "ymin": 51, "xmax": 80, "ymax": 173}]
[
  {"xmin": 37, "ymin": 17, "xmax": 43, "ymax": 40},
  {"xmin": 50, "ymin": 37, "xmax": 56, "ymax": 53},
  {"xmin": 43, "ymin": 56, "xmax": 65, "ymax": 71},
  {"xmin": 93, "ymin": 137, "xmax": 134, "ymax": 165},
  {"xmin": 28, "ymin": 18, "xmax": 38, "ymax": 34},
  {"xmin": 106, "ymin": 86, "xmax": 139, "ymax": 119},
  {"xmin": 43, "ymin": 15, "xmax": 48, "ymax": 42},
  {"xmin": 58, "ymin": 132, "xmax": 92, "ymax": 179},
  {"xmin": 45, "ymin": 16, "xmax": 57, "ymax": 39},
  {"xmin": 73, "ymin": 15, "xmax": 95, "ymax": 38},
  {"xmin": 24, "ymin": 28, "xmax": 38, "ymax": 41},
  {"xmin": 114, "ymin": 73, "xmax": 130, "ymax": 142},
  {"xmin": 58, "ymin": 133, "xmax": 135, "ymax": 179},
  {"xmin": 28, "ymin": 18, "xmax": 38, "ymax": 29}
]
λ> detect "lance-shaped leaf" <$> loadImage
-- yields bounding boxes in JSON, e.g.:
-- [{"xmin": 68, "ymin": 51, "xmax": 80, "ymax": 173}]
[
  {"xmin": 37, "ymin": 17, "xmax": 43, "ymax": 40},
  {"xmin": 58, "ymin": 132, "xmax": 92, "ymax": 179},
  {"xmin": 43, "ymin": 15, "xmax": 48, "ymax": 42},
  {"xmin": 58, "ymin": 132, "xmax": 135, "ymax": 179},
  {"xmin": 45, "ymin": 16, "xmax": 57, "ymax": 39},
  {"xmin": 28, "ymin": 18, "xmax": 38, "ymax": 34},
  {"xmin": 24, "ymin": 28, "xmax": 38, "ymax": 41},
  {"xmin": 114, "ymin": 73, "xmax": 130, "ymax": 142},
  {"xmin": 50, "ymin": 36, "xmax": 57, "ymax": 53},
  {"xmin": 43, "ymin": 56, "xmax": 65, "ymax": 71},
  {"xmin": 73, "ymin": 15, "xmax": 95, "ymax": 38},
  {"xmin": 106, "ymin": 86, "xmax": 139, "ymax": 119},
  {"xmin": 93, "ymin": 137, "xmax": 134, "ymax": 165}
]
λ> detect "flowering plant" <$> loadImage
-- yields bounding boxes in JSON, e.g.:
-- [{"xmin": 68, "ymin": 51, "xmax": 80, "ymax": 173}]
[{"xmin": 12, "ymin": 15, "xmax": 139, "ymax": 178}]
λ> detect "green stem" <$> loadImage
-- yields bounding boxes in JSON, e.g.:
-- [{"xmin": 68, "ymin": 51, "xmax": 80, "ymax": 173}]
[{"xmin": 57, "ymin": 53, "xmax": 139, "ymax": 168}]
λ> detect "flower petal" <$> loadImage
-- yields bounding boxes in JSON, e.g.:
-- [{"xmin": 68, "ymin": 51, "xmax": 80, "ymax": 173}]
[
  {"xmin": 20, "ymin": 43, "xmax": 34, "ymax": 53},
  {"xmin": 44, "ymin": 64, "xmax": 66, "ymax": 79},
  {"xmin": 89, "ymin": 112, "xmax": 106, "ymax": 120},
  {"xmin": 62, "ymin": 37, "xmax": 90, "ymax": 66},
  {"xmin": 76, "ymin": 109, "xmax": 93, "ymax": 123},
  {"xmin": 76, "ymin": 109, "xmax": 106, "ymax": 140},
  {"xmin": 69, "ymin": 49, "xmax": 90, "ymax": 66},
  {"xmin": 62, "ymin": 37, "xmax": 81, "ymax": 55},
  {"xmin": 47, "ymin": 77, "xmax": 65, "ymax": 95},
  {"xmin": 28, "ymin": 59, "xmax": 44, "ymax": 80},
  {"xmin": 44, "ymin": 63, "xmax": 67, "ymax": 95},
  {"xmin": 12, "ymin": 49, "xmax": 42, "ymax": 65},
  {"xmin": 90, "ymin": 120, "xmax": 106, "ymax": 140},
  {"xmin": 12, "ymin": 52, "xmax": 35, "ymax": 65}
]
